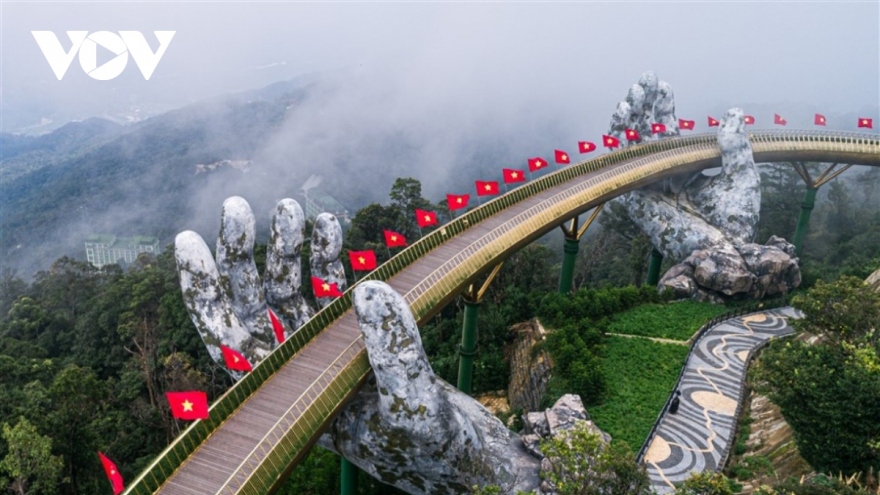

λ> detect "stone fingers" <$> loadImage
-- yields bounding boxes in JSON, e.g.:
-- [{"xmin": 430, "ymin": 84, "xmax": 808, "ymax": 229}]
[
  {"xmin": 352, "ymin": 281, "xmax": 440, "ymax": 427},
  {"xmin": 215, "ymin": 197, "xmax": 276, "ymax": 349},
  {"xmin": 175, "ymin": 231, "xmax": 273, "ymax": 372},
  {"xmin": 264, "ymin": 199, "xmax": 314, "ymax": 331},
  {"xmin": 309, "ymin": 213, "xmax": 346, "ymax": 308}
]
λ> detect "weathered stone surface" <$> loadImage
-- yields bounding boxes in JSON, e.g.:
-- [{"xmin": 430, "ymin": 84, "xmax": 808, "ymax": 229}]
[
  {"xmin": 605, "ymin": 71, "xmax": 799, "ymax": 301},
  {"xmin": 507, "ymin": 319, "xmax": 552, "ymax": 414},
  {"xmin": 690, "ymin": 108, "xmax": 761, "ymax": 245},
  {"xmin": 215, "ymin": 197, "xmax": 274, "ymax": 343},
  {"xmin": 321, "ymin": 281, "xmax": 541, "ymax": 495},
  {"xmin": 175, "ymin": 230, "xmax": 272, "ymax": 377},
  {"xmin": 868, "ymin": 268, "xmax": 880, "ymax": 291},
  {"xmin": 659, "ymin": 238, "xmax": 801, "ymax": 301},
  {"xmin": 310, "ymin": 212, "xmax": 346, "ymax": 308},
  {"xmin": 264, "ymin": 199, "xmax": 314, "ymax": 331}
]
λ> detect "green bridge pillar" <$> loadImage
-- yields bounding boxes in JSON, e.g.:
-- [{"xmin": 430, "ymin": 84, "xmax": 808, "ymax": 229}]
[
  {"xmin": 792, "ymin": 187, "xmax": 818, "ymax": 256},
  {"xmin": 340, "ymin": 458, "xmax": 358, "ymax": 495},
  {"xmin": 646, "ymin": 248, "xmax": 663, "ymax": 286},
  {"xmin": 457, "ymin": 298, "xmax": 480, "ymax": 394},
  {"xmin": 558, "ymin": 237, "xmax": 580, "ymax": 294}
]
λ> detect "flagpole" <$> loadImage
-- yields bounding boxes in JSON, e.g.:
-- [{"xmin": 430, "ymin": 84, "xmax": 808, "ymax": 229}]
[
  {"xmin": 418, "ymin": 226, "xmax": 423, "ymax": 239},
  {"xmin": 386, "ymin": 246, "xmax": 391, "ymax": 259}
]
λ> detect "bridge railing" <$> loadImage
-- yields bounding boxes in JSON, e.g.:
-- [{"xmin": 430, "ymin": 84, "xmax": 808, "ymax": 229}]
[
  {"xmin": 635, "ymin": 295, "xmax": 792, "ymax": 465},
  {"xmin": 125, "ymin": 130, "xmax": 879, "ymax": 493}
]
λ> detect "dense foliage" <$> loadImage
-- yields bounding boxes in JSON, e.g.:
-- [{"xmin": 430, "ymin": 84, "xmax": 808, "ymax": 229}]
[
  {"xmin": 605, "ymin": 301, "xmax": 729, "ymax": 341},
  {"xmin": 753, "ymin": 276, "xmax": 880, "ymax": 475},
  {"xmin": 588, "ymin": 337, "xmax": 689, "ymax": 449}
]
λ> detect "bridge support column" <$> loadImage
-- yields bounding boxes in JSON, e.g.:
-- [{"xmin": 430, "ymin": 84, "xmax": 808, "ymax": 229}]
[
  {"xmin": 340, "ymin": 458, "xmax": 358, "ymax": 495},
  {"xmin": 558, "ymin": 204, "xmax": 605, "ymax": 294},
  {"xmin": 558, "ymin": 238, "xmax": 579, "ymax": 294},
  {"xmin": 457, "ymin": 297, "xmax": 480, "ymax": 394},
  {"xmin": 792, "ymin": 186, "xmax": 817, "ymax": 256},
  {"xmin": 789, "ymin": 162, "xmax": 851, "ymax": 256},
  {"xmin": 646, "ymin": 248, "xmax": 663, "ymax": 287}
]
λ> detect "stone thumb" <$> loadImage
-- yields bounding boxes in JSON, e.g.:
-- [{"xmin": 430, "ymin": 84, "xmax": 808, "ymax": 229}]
[{"xmin": 352, "ymin": 281, "xmax": 440, "ymax": 421}]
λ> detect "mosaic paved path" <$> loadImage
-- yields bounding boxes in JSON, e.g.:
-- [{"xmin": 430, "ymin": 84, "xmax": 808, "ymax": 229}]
[{"xmin": 643, "ymin": 307, "xmax": 798, "ymax": 493}]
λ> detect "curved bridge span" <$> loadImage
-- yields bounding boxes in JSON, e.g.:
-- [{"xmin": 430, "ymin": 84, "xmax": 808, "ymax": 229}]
[{"xmin": 125, "ymin": 130, "xmax": 880, "ymax": 495}]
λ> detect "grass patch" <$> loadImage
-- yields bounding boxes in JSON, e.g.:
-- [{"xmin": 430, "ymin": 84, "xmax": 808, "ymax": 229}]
[
  {"xmin": 589, "ymin": 336, "xmax": 689, "ymax": 450},
  {"xmin": 606, "ymin": 301, "xmax": 730, "ymax": 341}
]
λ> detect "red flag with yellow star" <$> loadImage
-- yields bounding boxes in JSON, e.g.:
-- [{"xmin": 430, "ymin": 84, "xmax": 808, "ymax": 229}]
[
  {"xmin": 814, "ymin": 114, "xmax": 826, "ymax": 126},
  {"xmin": 651, "ymin": 123, "xmax": 666, "ymax": 134},
  {"xmin": 349, "ymin": 250, "xmax": 377, "ymax": 271},
  {"xmin": 383, "ymin": 230, "xmax": 407, "ymax": 248},
  {"xmin": 311, "ymin": 276, "xmax": 343, "ymax": 298},
  {"xmin": 98, "ymin": 452, "xmax": 124, "ymax": 495},
  {"xmin": 503, "ymin": 168, "xmax": 526, "ymax": 184},
  {"xmin": 602, "ymin": 135, "xmax": 620, "ymax": 149},
  {"xmin": 268, "ymin": 308, "xmax": 286, "ymax": 344},
  {"xmin": 528, "ymin": 157, "xmax": 548, "ymax": 172},
  {"xmin": 708, "ymin": 116, "xmax": 719, "ymax": 127},
  {"xmin": 220, "ymin": 345, "xmax": 253, "ymax": 372},
  {"xmin": 554, "ymin": 150, "xmax": 570, "ymax": 164},
  {"xmin": 679, "ymin": 119, "xmax": 695, "ymax": 130},
  {"xmin": 774, "ymin": 114, "xmax": 787, "ymax": 126},
  {"xmin": 446, "ymin": 194, "xmax": 469, "ymax": 211},
  {"xmin": 858, "ymin": 117, "xmax": 873, "ymax": 129},
  {"xmin": 624, "ymin": 128, "xmax": 640, "ymax": 141},
  {"xmin": 415, "ymin": 209, "xmax": 438, "ymax": 227},
  {"xmin": 475, "ymin": 180, "xmax": 500, "ymax": 196},
  {"xmin": 744, "ymin": 115, "xmax": 755, "ymax": 125},
  {"xmin": 166, "ymin": 391, "xmax": 209, "ymax": 420},
  {"xmin": 578, "ymin": 141, "xmax": 597, "ymax": 153}
]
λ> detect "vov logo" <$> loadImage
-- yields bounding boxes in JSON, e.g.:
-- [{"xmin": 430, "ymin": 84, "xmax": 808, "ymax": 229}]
[{"xmin": 32, "ymin": 31, "xmax": 175, "ymax": 81}]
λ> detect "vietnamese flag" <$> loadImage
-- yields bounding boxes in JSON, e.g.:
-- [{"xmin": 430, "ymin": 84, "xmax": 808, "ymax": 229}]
[
  {"xmin": 528, "ymin": 157, "xmax": 548, "ymax": 172},
  {"xmin": 268, "ymin": 308, "xmax": 286, "ymax": 344},
  {"xmin": 774, "ymin": 114, "xmax": 787, "ymax": 126},
  {"xmin": 98, "ymin": 452, "xmax": 124, "ymax": 495},
  {"xmin": 602, "ymin": 135, "xmax": 620, "ymax": 149},
  {"xmin": 311, "ymin": 276, "xmax": 343, "ymax": 298},
  {"xmin": 679, "ymin": 119, "xmax": 695, "ymax": 130},
  {"xmin": 220, "ymin": 345, "xmax": 253, "ymax": 372},
  {"xmin": 554, "ymin": 150, "xmax": 570, "ymax": 164},
  {"xmin": 384, "ymin": 229, "xmax": 407, "ymax": 248},
  {"xmin": 166, "ymin": 391, "xmax": 209, "ymax": 420},
  {"xmin": 446, "ymin": 194, "xmax": 469, "ymax": 211},
  {"xmin": 415, "ymin": 209, "xmax": 438, "ymax": 227},
  {"xmin": 651, "ymin": 123, "xmax": 666, "ymax": 134},
  {"xmin": 708, "ymin": 116, "xmax": 720, "ymax": 127},
  {"xmin": 578, "ymin": 141, "xmax": 597, "ymax": 153},
  {"xmin": 476, "ymin": 180, "xmax": 500, "ymax": 196},
  {"xmin": 503, "ymin": 168, "xmax": 526, "ymax": 183},
  {"xmin": 625, "ymin": 128, "xmax": 640, "ymax": 141},
  {"xmin": 349, "ymin": 250, "xmax": 377, "ymax": 271},
  {"xmin": 744, "ymin": 115, "xmax": 755, "ymax": 125},
  {"xmin": 814, "ymin": 114, "xmax": 827, "ymax": 126},
  {"xmin": 858, "ymin": 118, "xmax": 873, "ymax": 129}
]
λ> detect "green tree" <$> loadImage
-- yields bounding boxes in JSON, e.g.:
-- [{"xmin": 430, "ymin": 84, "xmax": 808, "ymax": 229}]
[
  {"xmin": 753, "ymin": 276, "xmax": 880, "ymax": 475},
  {"xmin": 0, "ymin": 417, "xmax": 63, "ymax": 495},
  {"xmin": 539, "ymin": 422, "xmax": 652, "ymax": 495},
  {"xmin": 673, "ymin": 472, "xmax": 736, "ymax": 495}
]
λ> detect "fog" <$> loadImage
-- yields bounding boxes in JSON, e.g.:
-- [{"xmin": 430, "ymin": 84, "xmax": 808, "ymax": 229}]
[{"xmin": 1, "ymin": 1, "xmax": 879, "ymax": 274}]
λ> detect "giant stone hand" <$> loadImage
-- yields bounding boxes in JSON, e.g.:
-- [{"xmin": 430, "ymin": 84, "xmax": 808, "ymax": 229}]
[
  {"xmin": 608, "ymin": 71, "xmax": 801, "ymax": 300},
  {"xmin": 175, "ymin": 197, "xmax": 542, "ymax": 494}
]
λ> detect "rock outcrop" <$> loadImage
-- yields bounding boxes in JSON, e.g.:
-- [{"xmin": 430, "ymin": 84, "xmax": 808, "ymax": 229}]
[
  {"xmin": 507, "ymin": 319, "xmax": 553, "ymax": 414},
  {"xmin": 867, "ymin": 268, "xmax": 880, "ymax": 291},
  {"xmin": 608, "ymin": 72, "xmax": 800, "ymax": 301}
]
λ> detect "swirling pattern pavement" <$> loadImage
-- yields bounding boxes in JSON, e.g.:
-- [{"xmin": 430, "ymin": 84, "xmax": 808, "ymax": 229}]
[{"xmin": 644, "ymin": 307, "xmax": 798, "ymax": 493}]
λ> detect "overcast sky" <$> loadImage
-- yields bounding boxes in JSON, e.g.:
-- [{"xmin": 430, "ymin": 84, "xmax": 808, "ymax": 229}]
[{"xmin": 2, "ymin": 1, "xmax": 878, "ymax": 132}]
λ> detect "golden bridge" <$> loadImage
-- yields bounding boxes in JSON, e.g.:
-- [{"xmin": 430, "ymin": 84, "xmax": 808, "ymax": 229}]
[{"xmin": 123, "ymin": 130, "xmax": 880, "ymax": 494}]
